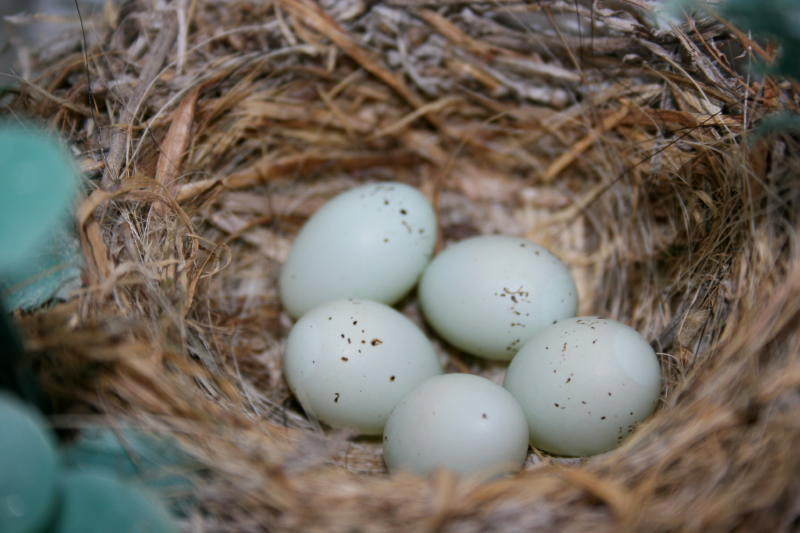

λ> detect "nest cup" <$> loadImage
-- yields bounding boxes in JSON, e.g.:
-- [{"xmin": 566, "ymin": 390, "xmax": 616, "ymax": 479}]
[{"xmin": 5, "ymin": 1, "xmax": 800, "ymax": 530}]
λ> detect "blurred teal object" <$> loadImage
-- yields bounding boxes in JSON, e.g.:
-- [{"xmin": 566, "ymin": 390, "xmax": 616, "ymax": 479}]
[
  {"xmin": 722, "ymin": 0, "xmax": 800, "ymax": 80},
  {"xmin": 657, "ymin": 0, "xmax": 800, "ymax": 80},
  {"xmin": 61, "ymin": 427, "xmax": 197, "ymax": 515},
  {"xmin": 53, "ymin": 469, "xmax": 178, "ymax": 533},
  {"xmin": 0, "ymin": 122, "xmax": 79, "ymax": 407},
  {"xmin": 751, "ymin": 111, "xmax": 800, "ymax": 140},
  {"xmin": 0, "ymin": 222, "xmax": 83, "ymax": 311},
  {"xmin": 0, "ymin": 393, "xmax": 59, "ymax": 533},
  {"xmin": 0, "ymin": 122, "xmax": 78, "ymax": 274}
]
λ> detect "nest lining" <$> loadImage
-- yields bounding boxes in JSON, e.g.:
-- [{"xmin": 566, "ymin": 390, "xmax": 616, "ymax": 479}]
[{"xmin": 4, "ymin": 0, "xmax": 800, "ymax": 531}]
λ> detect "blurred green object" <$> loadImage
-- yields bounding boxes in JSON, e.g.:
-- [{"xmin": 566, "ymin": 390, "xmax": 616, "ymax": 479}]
[
  {"xmin": 751, "ymin": 111, "xmax": 800, "ymax": 140},
  {"xmin": 652, "ymin": 0, "xmax": 701, "ymax": 28},
  {"xmin": 0, "ymin": 122, "xmax": 78, "ymax": 274},
  {"xmin": 720, "ymin": 0, "xmax": 800, "ymax": 136},
  {"xmin": 0, "ymin": 222, "xmax": 83, "ymax": 311},
  {"xmin": 0, "ymin": 393, "xmax": 59, "ymax": 533},
  {"xmin": 0, "ymin": 122, "xmax": 80, "ymax": 407},
  {"xmin": 658, "ymin": 0, "xmax": 800, "ymax": 136},
  {"xmin": 61, "ymin": 427, "xmax": 197, "ymax": 515},
  {"xmin": 722, "ymin": 0, "xmax": 800, "ymax": 80},
  {"xmin": 658, "ymin": 0, "xmax": 800, "ymax": 80},
  {"xmin": 53, "ymin": 469, "xmax": 178, "ymax": 533}
]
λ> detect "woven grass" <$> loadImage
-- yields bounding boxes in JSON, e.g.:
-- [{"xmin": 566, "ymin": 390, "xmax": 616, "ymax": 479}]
[{"xmin": 4, "ymin": 0, "xmax": 800, "ymax": 530}]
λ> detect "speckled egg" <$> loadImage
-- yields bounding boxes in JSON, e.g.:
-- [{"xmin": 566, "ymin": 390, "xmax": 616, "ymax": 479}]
[
  {"xmin": 418, "ymin": 235, "xmax": 578, "ymax": 360},
  {"xmin": 383, "ymin": 373, "xmax": 529, "ymax": 479},
  {"xmin": 504, "ymin": 317, "xmax": 662, "ymax": 456},
  {"xmin": 283, "ymin": 299, "xmax": 442, "ymax": 435},
  {"xmin": 279, "ymin": 182, "xmax": 436, "ymax": 318}
]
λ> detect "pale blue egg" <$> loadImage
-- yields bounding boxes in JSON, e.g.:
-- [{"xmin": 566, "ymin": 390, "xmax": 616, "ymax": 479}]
[
  {"xmin": 283, "ymin": 299, "xmax": 442, "ymax": 435},
  {"xmin": 419, "ymin": 235, "xmax": 577, "ymax": 361},
  {"xmin": 279, "ymin": 183, "xmax": 436, "ymax": 318},
  {"xmin": 504, "ymin": 317, "xmax": 662, "ymax": 456},
  {"xmin": 383, "ymin": 374, "xmax": 529, "ymax": 479}
]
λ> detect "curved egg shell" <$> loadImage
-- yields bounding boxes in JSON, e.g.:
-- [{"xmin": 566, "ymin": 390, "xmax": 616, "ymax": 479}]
[
  {"xmin": 419, "ymin": 235, "xmax": 577, "ymax": 360},
  {"xmin": 504, "ymin": 317, "xmax": 662, "ymax": 456},
  {"xmin": 383, "ymin": 373, "xmax": 529, "ymax": 479},
  {"xmin": 279, "ymin": 182, "xmax": 436, "ymax": 318},
  {"xmin": 0, "ymin": 393, "xmax": 59, "ymax": 533},
  {"xmin": 283, "ymin": 299, "xmax": 442, "ymax": 435}
]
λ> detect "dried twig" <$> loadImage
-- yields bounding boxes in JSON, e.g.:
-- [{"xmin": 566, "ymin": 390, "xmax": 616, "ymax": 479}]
[{"xmin": 102, "ymin": 11, "xmax": 178, "ymax": 189}]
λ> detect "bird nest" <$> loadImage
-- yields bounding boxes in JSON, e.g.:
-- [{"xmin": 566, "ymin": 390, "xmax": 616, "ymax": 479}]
[{"xmin": 4, "ymin": 0, "xmax": 800, "ymax": 530}]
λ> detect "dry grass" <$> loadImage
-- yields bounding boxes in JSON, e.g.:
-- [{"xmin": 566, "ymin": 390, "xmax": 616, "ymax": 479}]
[{"xmin": 4, "ymin": 0, "xmax": 800, "ymax": 530}]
